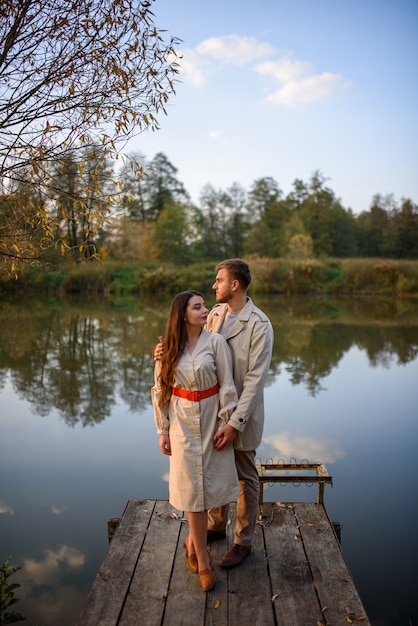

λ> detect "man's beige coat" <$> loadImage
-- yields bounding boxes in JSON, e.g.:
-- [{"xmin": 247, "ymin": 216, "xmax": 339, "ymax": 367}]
[{"xmin": 206, "ymin": 297, "xmax": 274, "ymax": 451}]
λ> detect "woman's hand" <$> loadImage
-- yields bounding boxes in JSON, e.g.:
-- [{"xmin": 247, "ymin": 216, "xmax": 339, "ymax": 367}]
[{"xmin": 159, "ymin": 433, "xmax": 171, "ymax": 455}]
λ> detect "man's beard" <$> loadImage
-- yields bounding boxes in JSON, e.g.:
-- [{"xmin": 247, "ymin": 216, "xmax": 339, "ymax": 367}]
[{"xmin": 216, "ymin": 290, "xmax": 232, "ymax": 303}]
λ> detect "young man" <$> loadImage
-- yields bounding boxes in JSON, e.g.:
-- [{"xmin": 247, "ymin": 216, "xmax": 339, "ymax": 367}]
[{"xmin": 208, "ymin": 258, "xmax": 274, "ymax": 569}]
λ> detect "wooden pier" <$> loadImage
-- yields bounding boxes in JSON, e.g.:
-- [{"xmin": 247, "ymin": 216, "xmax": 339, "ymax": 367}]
[{"xmin": 76, "ymin": 497, "xmax": 370, "ymax": 626}]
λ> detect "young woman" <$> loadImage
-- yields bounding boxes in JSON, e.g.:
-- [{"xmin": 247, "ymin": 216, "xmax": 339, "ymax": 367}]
[{"xmin": 151, "ymin": 291, "xmax": 238, "ymax": 592}]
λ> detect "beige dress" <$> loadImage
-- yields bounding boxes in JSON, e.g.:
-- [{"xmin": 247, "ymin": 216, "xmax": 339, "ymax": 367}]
[{"xmin": 151, "ymin": 329, "xmax": 239, "ymax": 512}]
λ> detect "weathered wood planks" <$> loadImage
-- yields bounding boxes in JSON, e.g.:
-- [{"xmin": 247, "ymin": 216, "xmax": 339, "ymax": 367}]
[{"xmin": 76, "ymin": 499, "xmax": 370, "ymax": 626}]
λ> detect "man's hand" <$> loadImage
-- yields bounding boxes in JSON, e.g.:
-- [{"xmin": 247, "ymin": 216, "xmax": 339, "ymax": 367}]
[
  {"xmin": 153, "ymin": 336, "xmax": 165, "ymax": 360},
  {"xmin": 213, "ymin": 424, "xmax": 237, "ymax": 450}
]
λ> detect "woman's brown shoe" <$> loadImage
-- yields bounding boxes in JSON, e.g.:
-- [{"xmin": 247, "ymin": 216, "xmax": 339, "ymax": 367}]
[
  {"xmin": 199, "ymin": 567, "xmax": 215, "ymax": 591},
  {"xmin": 199, "ymin": 553, "xmax": 215, "ymax": 591},
  {"xmin": 183, "ymin": 537, "xmax": 198, "ymax": 573}
]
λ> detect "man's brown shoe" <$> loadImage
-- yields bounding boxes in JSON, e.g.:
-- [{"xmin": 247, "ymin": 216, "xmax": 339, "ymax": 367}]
[
  {"xmin": 219, "ymin": 544, "xmax": 251, "ymax": 569},
  {"xmin": 207, "ymin": 529, "xmax": 226, "ymax": 542}
]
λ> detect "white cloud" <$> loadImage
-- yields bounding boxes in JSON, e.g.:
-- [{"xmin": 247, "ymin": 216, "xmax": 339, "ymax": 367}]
[
  {"xmin": 176, "ymin": 34, "xmax": 274, "ymax": 87},
  {"xmin": 196, "ymin": 34, "xmax": 274, "ymax": 65},
  {"xmin": 209, "ymin": 130, "xmax": 221, "ymax": 140},
  {"xmin": 50, "ymin": 504, "xmax": 68, "ymax": 515},
  {"xmin": 176, "ymin": 49, "xmax": 208, "ymax": 87},
  {"xmin": 23, "ymin": 546, "xmax": 85, "ymax": 585},
  {"xmin": 0, "ymin": 501, "xmax": 14, "ymax": 515},
  {"xmin": 175, "ymin": 35, "xmax": 350, "ymax": 107},
  {"xmin": 257, "ymin": 58, "xmax": 312, "ymax": 82},
  {"xmin": 256, "ymin": 58, "xmax": 351, "ymax": 107},
  {"xmin": 262, "ymin": 431, "xmax": 346, "ymax": 464}
]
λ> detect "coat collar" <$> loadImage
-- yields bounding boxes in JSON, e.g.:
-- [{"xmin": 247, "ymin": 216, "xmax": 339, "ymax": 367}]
[{"xmin": 210, "ymin": 297, "xmax": 253, "ymax": 338}]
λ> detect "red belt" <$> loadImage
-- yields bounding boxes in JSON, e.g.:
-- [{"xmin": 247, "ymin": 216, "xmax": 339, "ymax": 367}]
[{"xmin": 172, "ymin": 383, "xmax": 219, "ymax": 402}]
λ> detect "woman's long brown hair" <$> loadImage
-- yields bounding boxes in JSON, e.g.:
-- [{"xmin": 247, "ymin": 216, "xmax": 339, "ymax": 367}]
[{"xmin": 158, "ymin": 291, "xmax": 203, "ymax": 407}]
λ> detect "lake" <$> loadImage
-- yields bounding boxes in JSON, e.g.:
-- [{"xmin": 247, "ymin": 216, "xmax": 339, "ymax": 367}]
[{"xmin": 0, "ymin": 294, "xmax": 417, "ymax": 625}]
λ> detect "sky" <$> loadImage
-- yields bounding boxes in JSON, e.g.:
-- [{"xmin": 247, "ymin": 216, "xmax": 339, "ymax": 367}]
[{"xmin": 127, "ymin": 0, "xmax": 418, "ymax": 215}]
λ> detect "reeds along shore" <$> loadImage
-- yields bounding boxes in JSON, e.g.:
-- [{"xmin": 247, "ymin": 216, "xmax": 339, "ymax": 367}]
[{"xmin": 2, "ymin": 258, "xmax": 418, "ymax": 297}]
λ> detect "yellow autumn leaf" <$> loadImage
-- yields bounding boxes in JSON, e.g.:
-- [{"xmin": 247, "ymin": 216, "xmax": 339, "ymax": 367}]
[{"xmin": 214, "ymin": 599, "xmax": 221, "ymax": 609}]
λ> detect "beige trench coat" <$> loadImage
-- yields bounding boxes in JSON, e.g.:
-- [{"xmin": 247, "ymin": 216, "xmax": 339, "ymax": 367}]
[
  {"xmin": 206, "ymin": 297, "xmax": 274, "ymax": 451},
  {"xmin": 151, "ymin": 329, "xmax": 239, "ymax": 512}
]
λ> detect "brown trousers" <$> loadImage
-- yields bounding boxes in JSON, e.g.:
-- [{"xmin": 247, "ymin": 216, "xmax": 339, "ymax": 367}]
[{"xmin": 207, "ymin": 449, "xmax": 259, "ymax": 547}]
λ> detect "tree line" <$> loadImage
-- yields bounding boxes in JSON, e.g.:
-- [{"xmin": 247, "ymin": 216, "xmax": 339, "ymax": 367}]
[{"xmin": 2, "ymin": 150, "xmax": 417, "ymax": 271}]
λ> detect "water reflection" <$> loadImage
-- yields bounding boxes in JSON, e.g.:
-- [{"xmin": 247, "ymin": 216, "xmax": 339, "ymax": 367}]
[
  {"xmin": 0, "ymin": 294, "xmax": 417, "ymax": 626},
  {"xmin": 16, "ymin": 545, "xmax": 86, "ymax": 625},
  {"xmin": 262, "ymin": 432, "xmax": 346, "ymax": 464},
  {"xmin": 1, "ymin": 295, "xmax": 417, "ymax": 420}
]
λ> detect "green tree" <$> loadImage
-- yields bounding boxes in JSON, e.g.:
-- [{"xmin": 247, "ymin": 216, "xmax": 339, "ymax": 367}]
[
  {"xmin": 143, "ymin": 153, "xmax": 189, "ymax": 221},
  {"xmin": 379, "ymin": 197, "xmax": 418, "ymax": 259},
  {"xmin": 222, "ymin": 182, "xmax": 248, "ymax": 257},
  {"xmin": 297, "ymin": 171, "xmax": 356, "ymax": 257},
  {"xmin": 246, "ymin": 177, "xmax": 282, "ymax": 222},
  {"xmin": 356, "ymin": 194, "xmax": 390, "ymax": 257},
  {"xmin": 197, "ymin": 184, "xmax": 230, "ymax": 260},
  {"xmin": 243, "ymin": 220, "xmax": 275, "ymax": 257},
  {"xmin": 154, "ymin": 201, "xmax": 193, "ymax": 264},
  {"xmin": 0, "ymin": 0, "xmax": 180, "ymax": 273}
]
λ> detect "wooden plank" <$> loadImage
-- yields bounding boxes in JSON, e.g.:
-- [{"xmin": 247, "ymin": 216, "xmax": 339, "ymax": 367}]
[
  {"xmin": 294, "ymin": 502, "xmax": 370, "ymax": 626},
  {"xmin": 118, "ymin": 501, "xmax": 184, "ymax": 626},
  {"xmin": 76, "ymin": 499, "xmax": 155, "ymax": 626},
  {"xmin": 261, "ymin": 503, "xmax": 323, "ymax": 625},
  {"xmin": 162, "ymin": 516, "xmax": 209, "ymax": 625},
  {"xmin": 227, "ymin": 508, "xmax": 275, "ymax": 626},
  {"xmin": 204, "ymin": 531, "xmax": 229, "ymax": 626}
]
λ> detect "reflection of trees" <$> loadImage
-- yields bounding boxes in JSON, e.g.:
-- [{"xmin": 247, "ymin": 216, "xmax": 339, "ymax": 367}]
[
  {"xmin": 0, "ymin": 297, "xmax": 417, "ymax": 420},
  {"xmin": 354, "ymin": 326, "xmax": 418, "ymax": 367},
  {"xmin": 273, "ymin": 324, "xmax": 354, "ymax": 396},
  {"xmin": 0, "ymin": 304, "xmax": 160, "ymax": 427}
]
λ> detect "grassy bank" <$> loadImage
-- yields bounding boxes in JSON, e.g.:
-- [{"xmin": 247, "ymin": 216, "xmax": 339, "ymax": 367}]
[{"xmin": 2, "ymin": 257, "xmax": 418, "ymax": 297}]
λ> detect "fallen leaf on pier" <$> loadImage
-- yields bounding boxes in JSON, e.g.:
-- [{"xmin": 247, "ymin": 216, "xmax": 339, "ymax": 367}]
[
  {"xmin": 346, "ymin": 614, "xmax": 366, "ymax": 622},
  {"xmin": 272, "ymin": 593, "xmax": 280, "ymax": 603},
  {"xmin": 214, "ymin": 599, "xmax": 221, "ymax": 609}
]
